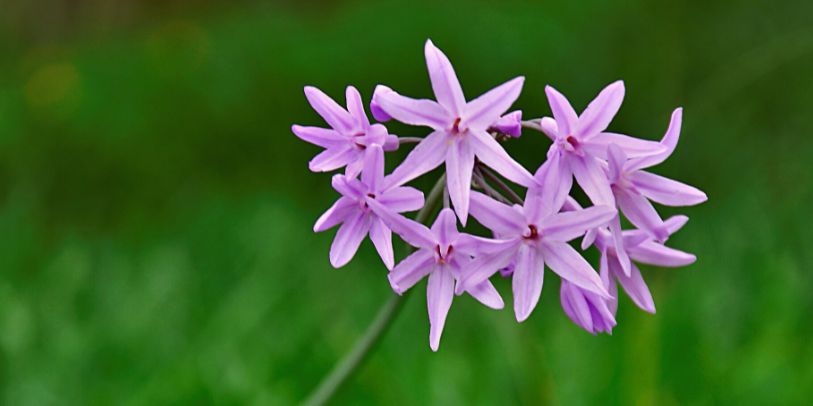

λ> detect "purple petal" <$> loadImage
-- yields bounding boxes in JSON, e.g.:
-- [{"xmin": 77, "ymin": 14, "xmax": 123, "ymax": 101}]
[
  {"xmin": 569, "ymin": 155, "xmax": 614, "ymax": 206},
  {"xmin": 431, "ymin": 208, "xmax": 459, "ymax": 248},
  {"xmin": 628, "ymin": 241, "xmax": 696, "ymax": 267},
  {"xmin": 331, "ymin": 174, "xmax": 364, "ymax": 199},
  {"xmin": 630, "ymin": 171, "xmax": 707, "ymax": 207},
  {"xmin": 304, "ymin": 86, "xmax": 355, "ymax": 134},
  {"xmin": 446, "ymin": 139, "xmax": 475, "ymax": 224},
  {"xmin": 541, "ymin": 205, "xmax": 616, "ymax": 242},
  {"xmin": 542, "ymin": 240, "xmax": 610, "ymax": 297},
  {"xmin": 469, "ymin": 129, "xmax": 534, "ymax": 186},
  {"xmin": 491, "ymin": 110, "xmax": 522, "ymax": 137},
  {"xmin": 384, "ymin": 130, "xmax": 448, "ymax": 188},
  {"xmin": 370, "ymin": 86, "xmax": 393, "ymax": 122},
  {"xmin": 469, "ymin": 191, "xmax": 526, "ymax": 236},
  {"xmin": 378, "ymin": 186, "xmax": 425, "ymax": 213},
  {"xmin": 583, "ymin": 132, "xmax": 666, "ymax": 159},
  {"xmin": 455, "ymin": 234, "xmax": 518, "ymax": 257},
  {"xmin": 609, "ymin": 214, "xmax": 631, "ymax": 276},
  {"xmin": 526, "ymin": 152, "xmax": 572, "ymax": 223},
  {"xmin": 601, "ymin": 249, "xmax": 619, "ymax": 316},
  {"xmin": 362, "ymin": 145, "xmax": 385, "ymax": 192},
  {"xmin": 329, "ymin": 211, "xmax": 372, "ymax": 268},
  {"xmin": 425, "ymin": 40, "xmax": 466, "ymax": 115},
  {"xmin": 457, "ymin": 239, "xmax": 520, "ymax": 294},
  {"xmin": 627, "ymin": 108, "xmax": 683, "ymax": 171},
  {"xmin": 428, "ymin": 266, "xmax": 455, "ymax": 351},
  {"xmin": 373, "ymin": 85, "xmax": 450, "ymax": 130},
  {"xmin": 291, "ymin": 125, "xmax": 344, "ymax": 149},
  {"xmin": 463, "ymin": 77, "xmax": 525, "ymax": 130},
  {"xmin": 615, "ymin": 188, "xmax": 668, "ymax": 242},
  {"xmin": 309, "ymin": 146, "xmax": 359, "ymax": 173},
  {"xmin": 512, "ymin": 245, "xmax": 545, "ymax": 322},
  {"xmin": 367, "ymin": 199, "xmax": 436, "ymax": 248},
  {"xmin": 664, "ymin": 215, "xmax": 690, "ymax": 234},
  {"xmin": 383, "ymin": 134, "xmax": 399, "ymax": 151},
  {"xmin": 314, "ymin": 197, "xmax": 357, "ymax": 232},
  {"xmin": 560, "ymin": 282, "xmax": 594, "ymax": 332},
  {"xmin": 544, "ymin": 85, "xmax": 578, "ymax": 136},
  {"xmin": 538, "ymin": 117, "xmax": 558, "ymax": 140},
  {"xmin": 466, "ymin": 279, "xmax": 504, "ymax": 309},
  {"xmin": 606, "ymin": 143, "xmax": 626, "ymax": 184},
  {"xmin": 345, "ymin": 86, "xmax": 370, "ymax": 130},
  {"xmin": 388, "ymin": 249, "xmax": 434, "ymax": 294},
  {"xmin": 610, "ymin": 260, "xmax": 655, "ymax": 313},
  {"xmin": 369, "ymin": 218, "xmax": 394, "ymax": 270},
  {"xmin": 577, "ymin": 80, "xmax": 624, "ymax": 138}
]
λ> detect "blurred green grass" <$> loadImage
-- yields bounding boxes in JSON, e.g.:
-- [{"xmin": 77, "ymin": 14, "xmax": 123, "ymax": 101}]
[{"xmin": 1, "ymin": 0, "xmax": 813, "ymax": 404}]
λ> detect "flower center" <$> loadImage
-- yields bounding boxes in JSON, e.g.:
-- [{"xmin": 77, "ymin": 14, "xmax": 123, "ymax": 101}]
[
  {"xmin": 434, "ymin": 244, "xmax": 454, "ymax": 264},
  {"xmin": 451, "ymin": 117, "xmax": 464, "ymax": 135},
  {"xmin": 522, "ymin": 224, "xmax": 540, "ymax": 241}
]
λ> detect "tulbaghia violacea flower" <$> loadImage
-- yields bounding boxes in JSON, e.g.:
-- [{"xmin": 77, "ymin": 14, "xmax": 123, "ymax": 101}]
[
  {"xmin": 372, "ymin": 40, "xmax": 534, "ymax": 223},
  {"xmin": 595, "ymin": 214, "xmax": 696, "ymax": 315},
  {"xmin": 560, "ymin": 279, "xmax": 617, "ymax": 335},
  {"xmin": 385, "ymin": 208, "xmax": 504, "ymax": 351},
  {"xmin": 538, "ymin": 81, "xmax": 664, "ymax": 206},
  {"xmin": 314, "ymin": 145, "xmax": 423, "ymax": 269},
  {"xmin": 458, "ymin": 178, "xmax": 616, "ymax": 321},
  {"xmin": 292, "ymin": 86, "xmax": 398, "ymax": 176},
  {"xmin": 605, "ymin": 108, "xmax": 707, "ymax": 241}
]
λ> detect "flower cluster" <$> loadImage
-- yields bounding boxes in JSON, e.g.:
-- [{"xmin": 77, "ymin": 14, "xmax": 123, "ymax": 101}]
[{"xmin": 292, "ymin": 40, "xmax": 706, "ymax": 351}]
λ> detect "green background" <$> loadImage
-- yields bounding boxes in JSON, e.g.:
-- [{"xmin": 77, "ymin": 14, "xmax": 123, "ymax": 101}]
[{"xmin": 1, "ymin": 0, "xmax": 812, "ymax": 404}]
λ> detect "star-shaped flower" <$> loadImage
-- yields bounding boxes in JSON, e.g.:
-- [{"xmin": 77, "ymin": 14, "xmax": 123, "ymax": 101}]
[
  {"xmin": 314, "ymin": 145, "xmax": 423, "ymax": 269},
  {"xmin": 538, "ymin": 81, "xmax": 665, "ymax": 206},
  {"xmin": 606, "ymin": 108, "xmax": 707, "ymax": 241},
  {"xmin": 293, "ymin": 86, "xmax": 398, "ymax": 176},
  {"xmin": 457, "ymin": 174, "xmax": 616, "ymax": 321},
  {"xmin": 385, "ymin": 208, "xmax": 504, "ymax": 351},
  {"xmin": 372, "ymin": 40, "xmax": 534, "ymax": 224}
]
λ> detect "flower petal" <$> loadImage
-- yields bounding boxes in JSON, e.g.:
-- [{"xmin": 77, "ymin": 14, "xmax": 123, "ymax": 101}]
[
  {"xmin": 314, "ymin": 197, "xmax": 357, "ymax": 232},
  {"xmin": 627, "ymin": 108, "xmax": 683, "ymax": 171},
  {"xmin": 541, "ymin": 205, "xmax": 616, "ymax": 242},
  {"xmin": 370, "ymin": 86, "xmax": 393, "ymax": 122},
  {"xmin": 570, "ymin": 155, "xmax": 614, "ymax": 206},
  {"xmin": 630, "ymin": 171, "xmax": 707, "ymax": 207},
  {"xmin": 463, "ymin": 77, "xmax": 525, "ymax": 130},
  {"xmin": 583, "ymin": 132, "xmax": 666, "ymax": 159},
  {"xmin": 512, "ymin": 245, "xmax": 545, "ymax": 322},
  {"xmin": 615, "ymin": 188, "xmax": 668, "ymax": 242},
  {"xmin": 425, "ymin": 40, "xmax": 466, "ymax": 115},
  {"xmin": 446, "ymin": 139, "xmax": 475, "ymax": 224},
  {"xmin": 367, "ymin": 199, "xmax": 436, "ymax": 248},
  {"xmin": 542, "ymin": 240, "xmax": 610, "ymax": 297},
  {"xmin": 428, "ymin": 266, "xmax": 455, "ymax": 351},
  {"xmin": 291, "ymin": 125, "xmax": 344, "ymax": 149},
  {"xmin": 469, "ymin": 129, "xmax": 534, "ymax": 186},
  {"xmin": 544, "ymin": 85, "xmax": 578, "ymax": 136},
  {"xmin": 577, "ymin": 80, "xmax": 624, "ymax": 138},
  {"xmin": 361, "ymin": 145, "xmax": 385, "ymax": 192},
  {"xmin": 378, "ymin": 186, "xmax": 425, "ymax": 213},
  {"xmin": 384, "ymin": 130, "xmax": 448, "ymax": 188},
  {"xmin": 431, "ymin": 208, "xmax": 459, "ymax": 248},
  {"xmin": 610, "ymin": 260, "xmax": 655, "ymax": 313},
  {"xmin": 526, "ymin": 152, "xmax": 573, "ymax": 223},
  {"xmin": 538, "ymin": 116, "xmax": 558, "ymax": 140},
  {"xmin": 329, "ymin": 211, "xmax": 372, "ymax": 268},
  {"xmin": 388, "ymin": 249, "xmax": 434, "ymax": 294},
  {"xmin": 606, "ymin": 143, "xmax": 626, "ymax": 184},
  {"xmin": 369, "ymin": 218, "xmax": 394, "ymax": 270},
  {"xmin": 469, "ymin": 191, "xmax": 526, "ymax": 236},
  {"xmin": 304, "ymin": 86, "xmax": 355, "ymax": 134},
  {"xmin": 628, "ymin": 241, "xmax": 696, "ymax": 267},
  {"xmin": 466, "ymin": 279, "xmax": 504, "ymax": 309},
  {"xmin": 490, "ymin": 110, "xmax": 522, "ymax": 137},
  {"xmin": 457, "ymin": 239, "xmax": 520, "ymax": 294},
  {"xmin": 609, "ymin": 214, "xmax": 632, "ymax": 276},
  {"xmin": 309, "ymin": 146, "xmax": 359, "ymax": 173},
  {"xmin": 373, "ymin": 85, "xmax": 450, "ymax": 130},
  {"xmin": 345, "ymin": 86, "xmax": 370, "ymax": 130},
  {"xmin": 560, "ymin": 282, "xmax": 594, "ymax": 332}
]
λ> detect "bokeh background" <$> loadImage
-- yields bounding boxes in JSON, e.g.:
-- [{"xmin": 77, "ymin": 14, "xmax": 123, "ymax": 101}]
[{"xmin": 2, "ymin": 0, "xmax": 812, "ymax": 404}]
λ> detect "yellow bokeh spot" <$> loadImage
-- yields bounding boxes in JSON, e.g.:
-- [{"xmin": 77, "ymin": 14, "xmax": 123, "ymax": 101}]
[{"xmin": 25, "ymin": 62, "xmax": 79, "ymax": 107}]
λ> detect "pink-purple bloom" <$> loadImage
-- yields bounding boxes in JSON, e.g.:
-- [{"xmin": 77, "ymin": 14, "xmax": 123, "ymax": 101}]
[
  {"xmin": 372, "ymin": 40, "xmax": 533, "ymax": 224},
  {"xmin": 293, "ymin": 86, "xmax": 398, "ymax": 176}
]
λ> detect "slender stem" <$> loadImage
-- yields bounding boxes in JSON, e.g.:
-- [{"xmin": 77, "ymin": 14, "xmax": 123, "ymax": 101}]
[
  {"xmin": 521, "ymin": 119, "xmax": 543, "ymax": 131},
  {"xmin": 478, "ymin": 165, "xmax": 523, "ymax": 205},
  {"xmin": 473, "ymin": 167, "xmax": 512, "ymax": 205},
  {"xmin": 398, "ymin": 137, "xmax": 423, "ymax": 144},
  {"xmin": 303, "ymin": 175, "xmax": 446, "ymax": 406}
]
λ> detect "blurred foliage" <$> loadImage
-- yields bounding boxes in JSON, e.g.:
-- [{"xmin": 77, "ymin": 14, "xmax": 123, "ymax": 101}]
[{"xmin": 1, "ymin": 0, "xmax": 812, "ymax": 404}]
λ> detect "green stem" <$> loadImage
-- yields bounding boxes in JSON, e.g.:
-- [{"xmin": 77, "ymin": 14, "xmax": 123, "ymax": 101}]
[{"xmin": 303, "ymin": 175, "xmax": 446, "ymax": 406}]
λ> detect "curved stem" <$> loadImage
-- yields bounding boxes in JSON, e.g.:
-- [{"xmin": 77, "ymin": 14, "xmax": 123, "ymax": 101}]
[
  {"xmin": 478, "ymin": 165, "xmax": 523, "ymax": 205},
  {"xmin": 398, "ymin": 137, "xmax": 423, "ymax": 144},
  {"xmin": 303, "ymin": 175, "xmax": 446, "ymax": 406}
]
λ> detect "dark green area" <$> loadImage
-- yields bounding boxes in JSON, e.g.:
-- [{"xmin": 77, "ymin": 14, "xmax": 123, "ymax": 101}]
[{"xmin": 1, "ymin": 0, "xmax": 812, "ymax": 404}]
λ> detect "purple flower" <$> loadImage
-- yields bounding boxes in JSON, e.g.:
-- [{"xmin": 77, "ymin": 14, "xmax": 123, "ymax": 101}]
[
  {"xmin": 560, "ymin": 279, "xmax": 617, "ymax": 335},
  {"xmin": 490, "ymin": 110, "xmax": 523, "ymax": 137},
  {"xmin": 314, "ymin": 145, "xmax": 424, "ymax": 269},
  {"xmin": 372, "ymin": 40, "xmax": 534, "ymax": 223},
  {"xmin": 594, "ymin": 215, "xmax": 696, "ymax": 315},
  {"xmin": 458, "ymin": 181, "xmax": 616, "ymax": 321},
  {"xmin": 606, "ymin": 108, "xmax": 707, "ymax": 241},
  {"xmin": 538, "ymin": 81, "xmax": 664, "ymax": 206},
  {"xmin": 386, "ymin": 208, "xmax": 504, "ymax": 351},
  {"xmin": 292, "ymin": 86, "xmax": 399, "ymax": 176}
]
